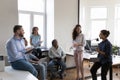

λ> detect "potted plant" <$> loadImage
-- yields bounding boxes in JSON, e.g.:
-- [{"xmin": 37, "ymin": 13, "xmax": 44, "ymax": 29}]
[{"xmin": 112, "ymin": 45, "xmax": 119, "ymax": 55}]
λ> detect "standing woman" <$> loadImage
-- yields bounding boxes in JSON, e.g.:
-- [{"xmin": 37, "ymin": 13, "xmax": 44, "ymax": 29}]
[
  {"xmin": 72, "ymin": 24, "xmax": 85, "ymax": 80},
  {"xmin": 30, "ymin": 27, "xmax": 42, "ymax": 59},
  {"xmin": 90, "ymin": 30, "xmax": 112, "ymax": 80}
]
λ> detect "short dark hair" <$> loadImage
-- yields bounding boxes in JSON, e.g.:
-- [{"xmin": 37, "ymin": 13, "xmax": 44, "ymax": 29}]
[
  {"xmin": 52, "ymin": 39, "xmax": 57, "ymax": 46},
  {"xmin": 13, "ymin": 25, "xmax": 22, "ymax": 33}
]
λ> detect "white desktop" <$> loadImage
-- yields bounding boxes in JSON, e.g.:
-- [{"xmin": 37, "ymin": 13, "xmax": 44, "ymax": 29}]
[
  {"xmin": 66, "ymin": 51, "xmax": 120, "ymax": 68},
  {"xmin": 0, "ymin": 66, "xmax": 38, "ymax": 80}
]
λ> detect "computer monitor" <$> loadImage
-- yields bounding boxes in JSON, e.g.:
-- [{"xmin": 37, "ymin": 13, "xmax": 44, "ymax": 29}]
[{"xmin": 85, "ymin": 40, "xmax": 91, "ymax": 50}]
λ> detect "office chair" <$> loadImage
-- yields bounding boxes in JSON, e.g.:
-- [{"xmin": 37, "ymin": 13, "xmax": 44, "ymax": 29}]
[{"xmin": 48, "ymin": 58, "xmax": 66, "ymax": 80}]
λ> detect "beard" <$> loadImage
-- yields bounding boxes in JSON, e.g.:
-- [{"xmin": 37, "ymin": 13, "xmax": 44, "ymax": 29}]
[{"xmin": 19, "ymin": 34, "xmax": 23, "ymax": 38}]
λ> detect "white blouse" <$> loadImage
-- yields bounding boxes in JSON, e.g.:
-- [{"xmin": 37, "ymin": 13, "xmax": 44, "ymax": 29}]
[{"xmin": 73, "ymin": 33, "xmax": 86, "ymax": 51}]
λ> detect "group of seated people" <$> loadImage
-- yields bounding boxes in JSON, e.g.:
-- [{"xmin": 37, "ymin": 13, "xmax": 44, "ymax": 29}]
[{"xmin": 6, "ymin": 25, "xmax": 66, "ymax": 80}]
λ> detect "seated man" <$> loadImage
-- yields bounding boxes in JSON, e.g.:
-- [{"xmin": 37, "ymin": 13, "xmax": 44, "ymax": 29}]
[
  {"xmin": 6, "ymin": 25, "xmax": 38, "ymax": 77},
  {"xmin": 48, "ymin": 39, "xmax": 66, "ymax": 79},
  {"xmin": 25, "ymin": 53, "xmax": 47, "ymax": 80}
]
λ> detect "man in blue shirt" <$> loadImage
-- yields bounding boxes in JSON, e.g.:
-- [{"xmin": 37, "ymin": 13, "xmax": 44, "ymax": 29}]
[
  {"xmin": 90, "ymin": 30, "xmax": 112, "ymax": 80},
  {"xmin": 6, "ymin": 25, "xmax": 38, "ymax": 77}
]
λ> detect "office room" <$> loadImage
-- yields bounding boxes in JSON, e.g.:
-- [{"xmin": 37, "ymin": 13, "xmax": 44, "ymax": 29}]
[{"xmin": 0, "ymin": 0, "xmax": 120, "ymax": 80}]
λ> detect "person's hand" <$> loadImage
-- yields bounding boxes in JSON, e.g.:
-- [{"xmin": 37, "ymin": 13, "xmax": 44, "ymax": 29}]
[
  {"xmin": 96, "ymin": 47, "xmax": 105, "ymax": 55},
  {"xmin": 58, "ymin": 58, "xmax": 62, "ymax": 61},
  {"xmin": 26, "ymin": 48, "xmax": 32, "ymax": 51},
  {"xmin": 73, "ymin": 42, "xmax": 83, "ymax": 47},
  {"xmin": 34, "ymin": 61, "xmax": 39, "ymax": 64},
  {"xmin": 55, "ymin": 57, "xmax": 62, "ymax": 61},
  {"xmin": 73, "ymin": 42, "xmax": 78, "ymax": 47},
  {"xmin": 96, "ymin": 48, "xmax": 100, "ymax": 53},
  {"xmin": 26, "ymin": 48, "xmax": 33, "ymax": 53}
]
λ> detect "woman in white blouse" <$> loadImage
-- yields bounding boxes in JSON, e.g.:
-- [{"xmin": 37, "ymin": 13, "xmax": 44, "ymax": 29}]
[{"xmin": 72, "ymin": 24, "xmax": 85, "ymax": 80}]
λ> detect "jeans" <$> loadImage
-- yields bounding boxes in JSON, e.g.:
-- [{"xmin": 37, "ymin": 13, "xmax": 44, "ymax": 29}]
[
  {"xmin": 33, "ymin": 62, "xmax": 47, "ymax": 80},
  {"xmin": 90, "ymin": 62, "xmax": 112, "ymax": 80},
  {"xmin": 11, "ymin": 59, "xmax": 38, "ymax": 77},
  {"xmin": 48, "ymin": 60, "xmax": 66, "ymax": 75}
]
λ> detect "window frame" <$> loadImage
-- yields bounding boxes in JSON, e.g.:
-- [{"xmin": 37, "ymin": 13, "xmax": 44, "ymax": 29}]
[
  {"xmin": 114, "ymin": 5, "xmax": 120, "ymax": 46},
  {"xmin": 18, "ymin": 0, "xmax": 47, "ymax": 47},
  {"xmin": 89, "ymin": 6, "xmax": 108, "ymax": 45}
]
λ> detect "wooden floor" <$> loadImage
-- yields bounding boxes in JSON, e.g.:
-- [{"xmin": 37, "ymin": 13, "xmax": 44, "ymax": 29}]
[{"xmin": 47, "ymin": 60, "xmax": 120, "ymax": 80}]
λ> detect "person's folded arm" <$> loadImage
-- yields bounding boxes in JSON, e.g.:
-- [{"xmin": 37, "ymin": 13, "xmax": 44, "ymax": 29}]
[
  {"xmin": 9, "ymin": 40, "xmax": 25, "ymax": 59},
  {"xmin": 48, "ymin": 50, "xmax": 54, "ymax": 59}
]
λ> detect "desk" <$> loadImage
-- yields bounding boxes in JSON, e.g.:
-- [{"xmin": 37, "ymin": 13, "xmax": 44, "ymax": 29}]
[
  {"xmin": 41, "ymin": 48, "xmax": 49, "ymax": 53},
  {"xmin": 66, "ymin": 52, "xmax": 75, "ymax": 68},
  {"xmin": 66, "ymin": 51, "xmax": 98, "ymax": 68},
  {"xmin": 66, "ymin": 51, "xmax": 120, "ymax": 65},
  {"xmin": 41, "ymin": 48, "xmax": 49, "ymax": 57},
  {"xmin": 112, "ymin": 55, "xmax": 120, "ymax": 65},
  {"xmin": 0, "ymin": 66, "xmax": 38, "ymax": 80},
  {"xmin": 66, "ymin": 51, "xmax": 120, "ymax": 80},
  {"xmin": 112, "ymin": 55, "xmax": 120, "ymax": 77}
]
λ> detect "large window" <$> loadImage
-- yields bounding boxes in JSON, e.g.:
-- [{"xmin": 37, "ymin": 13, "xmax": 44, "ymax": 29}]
[
  {"xmin": 90, "ymin": 7, "xmax": 107, "ymax": 44},
  {"xmin": 90, "ymin": 7, "xmax": 107, "ymax": 39},
  {"xmin": 115, "ymin": 5, "xmax": 120, "ymax": 46},
  {"xmin": 81, "ymin": 0, "xmax": 120, "ymax": 46},
  {"xmin": 18, "ymin": 0, "xmax": 46, "ymax": 47}
]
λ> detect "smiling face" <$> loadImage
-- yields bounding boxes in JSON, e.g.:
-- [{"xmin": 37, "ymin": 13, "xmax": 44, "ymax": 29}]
[
  {"xmin": 76, "ymin": 26, "xmax": 81, "ymax": 34},
  {"xmin": 52, "ymin": 39, "xmax": 58, "ymax": 48},
  {"xmin": 99, "ymin": 32, "xmax": 105, "ymax": 40},
  {"xmin": 99, "ymin": 30, "xmax": 109, "ymax": 40},
  {"xmin": 33, "ymin": 28, "xmax": 38, "ymax": 35},
  {"xmin": 32, "ymin": 27, "xmax": 39, "ymax": 35}
]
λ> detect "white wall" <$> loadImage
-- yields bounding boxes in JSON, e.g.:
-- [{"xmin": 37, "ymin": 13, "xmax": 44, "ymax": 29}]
[
  {"xmin": 54, "ymin": 0, "xmax": 78, "ymax": 51},
  {"xmin": 0, "ymin": 0, "xmax": 18, "ymax": 56},
  {"xmin": 46, "ymin": 0, "xmax": 54, "ymax": 48}
]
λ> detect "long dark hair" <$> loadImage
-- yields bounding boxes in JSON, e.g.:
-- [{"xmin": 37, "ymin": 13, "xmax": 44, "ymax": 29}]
[
  {"xmin": 32, "ymin": 27, "xmax": 39, "ymax": 35},
  {"xmin": 72, "ymin": 24, "xmax": 81, "ymax": 40}
]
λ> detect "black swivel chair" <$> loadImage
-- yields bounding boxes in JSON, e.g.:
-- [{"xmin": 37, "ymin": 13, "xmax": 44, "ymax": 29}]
[{"xmin": 48, "ymin": 58, "xmax": 66, "ymax": 80}]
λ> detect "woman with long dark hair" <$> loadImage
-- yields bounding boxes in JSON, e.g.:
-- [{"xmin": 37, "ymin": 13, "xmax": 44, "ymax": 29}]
[{"xmin": 72, "ymin": 24, "xmax": 85, "ymax": 80}]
